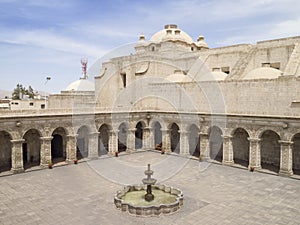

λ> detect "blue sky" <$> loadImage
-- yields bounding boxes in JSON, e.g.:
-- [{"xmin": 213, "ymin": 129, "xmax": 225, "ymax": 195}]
[{"xmin": 0, "ymin": 0, "xmax": 300, "ymax": 95}]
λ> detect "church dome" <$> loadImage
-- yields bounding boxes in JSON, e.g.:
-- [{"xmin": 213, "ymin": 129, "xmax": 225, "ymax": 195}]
[
  {"xmin": 243, "ymin": 67, "xmax": 283, "ymax": 80},
  {"xmin": 196, "ymin": 35, "xmax": 208, "ymax": 49},
  {"xmin": 150, "ymin": 24, "xmax": 194, "ymax": 44},
  {"xmin": 166, "ymin": 70, "xmax": 192, "ymax": 83},
  {"xmin": 65, "ymin": 78, "xmax": 95, "ymax": 92},
  {"xmin": 200, "ymin": 71, "xmax": 228, "ymax": 81}
]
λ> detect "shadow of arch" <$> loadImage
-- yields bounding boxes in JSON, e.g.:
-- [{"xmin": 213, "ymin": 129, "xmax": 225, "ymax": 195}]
[
  {"xmin": 135, "ymin": 121, "xmax": 144, "ymax": 149},
  {"xmin": 0, "ymin": 131, "xmax": 12, "ymax": 172},
  {"xmin": 77, "ymin": 126, "xmax": 90, "ymax": 159},
  {"xmin": 98, "ymin": 124, "xmax": 110, "ymax": 156},
  {"xmin": 170, "ymin": 123, "xmax": 180, "ymax": 154},
  {"xmin": 118, "ymin": 123, "xmax": 128, "ymax": 152},
  {"xmin": 51, "ymin": 127, "xmax": 67, "ymax": 163},
  {"xmin": 22, "ymin": 129, "xmax": 41, "ymax": 170},
  {"xmin": 232, "ymin": 128, "xmax": 249, "ymax": 168},
  {"xmin": 292, "ymin": 133, "xmax": 300, "ymax": 175},
  {"xmin": 209, "ymin": 126, "xmax": 223, "ymax": 162},
  {"xmin": 260, "ymin": 130, "xmax": 280, "ymax": 173},
  {"xmin": 188, "ymin": 124, "xmax": 200, "ymax": 157}
]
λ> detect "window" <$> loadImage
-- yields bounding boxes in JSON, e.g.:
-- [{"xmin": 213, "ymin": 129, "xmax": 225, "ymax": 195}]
[
  {"xmin": 29, "ymin": 102, "xmax": 34, "ymax": 106},
  {"xmin": 41, "ymin": 104, "xmax": 45, "ymax": 109},
  {"xmin": 151, "ymin": 46, "xmax": 155, "ymax": 51},
  {"xmin": 121, "ymin": 73, "xmax": 126, "ymax": 87},
  {"xmin": 221, "ymin": 67, "xmax": 230, "ymax": 74}
]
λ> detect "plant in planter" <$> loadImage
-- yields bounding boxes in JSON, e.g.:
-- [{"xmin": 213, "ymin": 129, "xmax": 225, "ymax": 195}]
[
  {"xmin": 115, "ymin": 151, "xmax": 119, "ymax": 157},
  {"xmin": 74, "ymin": 159, "xmax": 78, "ymax": 164},
  {"xmin": 48, "ymin": 160, "xmax": 53, "ymax": 169},
  {"xmin": 249, "ymin": 166, "xmax": 255, "ymax": 172},
  {"xmin": 161, "ymin": 148, "xmax": 165, "ymax": 154}
]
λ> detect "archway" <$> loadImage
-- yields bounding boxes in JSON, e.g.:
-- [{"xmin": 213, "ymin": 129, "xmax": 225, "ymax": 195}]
[
  {"xmin": 51, "ymin": 127, "xmax": 67, "ymax": 163},
  {"xmin": 135, "ymin": 122, "xmax": 143, "ymax": 149},
  {"xmin": 170, "ymin": 123, "xmax": 180, "ymax": 153},
  {"xmin": 154, "ymin": 122, "xmax": 162, "ymax": 150},
  {"xmin": 260, "ymin": 130, "xmax": 280, "ymax": 173},
  {"xmin": 232, "ymin": 128, "xmax": 249, "ymax": 168},
  {"xmin": 189, "ymin": 125, "xmax": 200, "ymax": 157},
  {"xmin": 209, "ymin": 126, "xmax": 223, "ymax": 162},
  {"xmin": 98, "ymin": 124, "xmax": 109, "ymax": 156},
  {"xmin": 118, "ymin": 123, "xmax": 127, "ymax": 152},
  {"xmin": 292, "ymin": 133, "xmax": 300, "ymax": 175},
  {"xmin": 0, "ymin": 131, "xmax": 12, "ymax": 172},
  {"xmin": 23, "ymin": 129, "xmax": 41, "ymax": 169},
  {"xmin": 77, "ymin": 126, "xmax": 89, "ymax": 159}
]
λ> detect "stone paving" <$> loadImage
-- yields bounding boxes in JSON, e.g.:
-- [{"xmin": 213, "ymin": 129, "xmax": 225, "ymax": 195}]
[{"xmin": 0, "ymin": 151, "xmax": 300, "ymax": 225}]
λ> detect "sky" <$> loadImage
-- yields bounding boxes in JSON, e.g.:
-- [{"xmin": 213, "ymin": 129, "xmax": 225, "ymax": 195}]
[{"xmin": 0, "ymin": 0, "xmax": 300, "ymax": 95}]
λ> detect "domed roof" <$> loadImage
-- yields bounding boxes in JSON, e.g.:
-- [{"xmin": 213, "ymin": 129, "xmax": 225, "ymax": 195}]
[
  {"xmin": 150, "ymin": 24, "xmax": 194, "ymax": 44},
  {"xmin": 65, "ymin": 78, "xmax": 95, "ymax": 92},
  {"xmin": 243, "ymin": 67, "xmax": 283, "ymax": 80},
  {"xmin": 166, "ymin": 70, "xmax": 192, "ymax": 83},
  {"xmin": 200, "ymin": 71, "xmax": 228, "ymax": 81},
  {"xmin": 196, "ymin": 35, "xmax": 208, "ymax": 49}
]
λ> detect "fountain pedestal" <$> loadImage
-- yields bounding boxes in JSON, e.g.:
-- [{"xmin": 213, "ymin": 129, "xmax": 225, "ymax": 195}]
[{"xmin": 142, "ymin": 164, "xmax": 157, "ymax": 202}]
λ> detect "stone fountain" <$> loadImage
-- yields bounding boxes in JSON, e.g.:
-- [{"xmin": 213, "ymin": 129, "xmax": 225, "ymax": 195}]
[
  {"xmin": 142, "ymin": 164, "xmax": 156, "ymax": 202},
  {"xmin": 114, "ymin": 164, "xmax": 183, "ymax": 216}
]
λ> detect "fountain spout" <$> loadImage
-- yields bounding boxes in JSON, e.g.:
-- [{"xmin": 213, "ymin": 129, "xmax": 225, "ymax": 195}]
[{"xmin": 142, "ymin": 164, "xmax": 157, "ymax": 202}]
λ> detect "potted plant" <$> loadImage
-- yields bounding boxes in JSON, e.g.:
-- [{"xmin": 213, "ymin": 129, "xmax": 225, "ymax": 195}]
[
  {"xmin": 74, "ymin": 159, "xmax": 78, "ymax": 164},
  {"xmin": 250, "ymin": 166, "xmax": 255, "ymax": 172},
  {"xmin": 161, "ymin": 148, "xmax": 165, "ymax": 154},
  {"xmin": 115, "ymin": 151, "xmax": 119, "ymax": 157},
  {"xmin": 48, "ymin": 160, "xmax": 53, "ymax": 169}
]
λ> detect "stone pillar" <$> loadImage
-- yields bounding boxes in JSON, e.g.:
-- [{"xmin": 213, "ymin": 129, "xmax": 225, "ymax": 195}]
[
  {"xmin": 10, "ymin": 139, "xmax": 25, "ymax": 173},
  {"xmin": 40, "ymin": 137, "xmax": 53, "ymax": 167},
  {"xmin": 66, "ymin": 135, "xmax": 77, "ymax": 161},
  {"xmin": 109, "ymin": 129, "xmax": 118, "ymax": 155},
  {"xmin": 127, "ymin": 128, "xmax": 136, "ymax": 152},
  {"xmin": 199, "ymin": 132, "xmax": 210, "ymax": 160},
  {"xmin": 222, "ymin": 135, "xmax": 234, "ymax": 165},
  {"xmin": 88, "ymin": 132, "xmax": 99, "ymax": 159},
  {"xmin": 142, "ymin": 127, "xmax": 152, "ymax": 150},
  {"xmin": 161, "ymin": 129, "xmax": 171, "ymax": 153},
  {"xmin": 248, "ymin": 138, "xmax": 261, "ymax": 170},
  {"xmin": 279, "ymin": 140, "xmax": 293, "ymax": 176},
  {"xmin": 179, "ymin": 130, "xmax": 189, "ymax": 155}
]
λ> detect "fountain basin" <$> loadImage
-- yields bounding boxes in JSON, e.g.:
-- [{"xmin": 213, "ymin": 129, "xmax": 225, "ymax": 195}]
[{"xmin": 114, "ymin": 184, "xmax": 183, "ymax": 216}]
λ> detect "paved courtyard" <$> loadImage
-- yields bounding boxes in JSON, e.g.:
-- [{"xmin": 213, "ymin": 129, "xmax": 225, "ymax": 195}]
[{"xmin": 0, "ymin": 151, "xmax": 299, "ymax": 225}]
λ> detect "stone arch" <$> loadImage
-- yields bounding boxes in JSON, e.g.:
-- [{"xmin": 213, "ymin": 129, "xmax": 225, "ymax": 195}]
[
  {"xmin": 150, "ymin": 117, "xmax": 167, "ymax": 131},
  {"xmin": 51, "ymin": 127, "xmax": 67, "ymax": 163},
  {"xmin": 98, "ymin": 124, "xmax": 110, "ymax": 156},
  {"xmin": 118, "ymin": 122, "xmax": 128, "ymax": 152},
  {"xmin": 260, "ymin": 130, "xmax": 281, "ymax": 173},
  {"xmin": 153, "ymin": 121, "xmax": 162, "ymax": 150},
  {"xmin": 170, "ymin": 123, "xmax": 180, "ymax": 153},
  {"xmin": 292, "ymin": 133, "xmax": 300, "ymax": 175},
  {"xmin": 209, "ymin": 126, "xmax": 223, "ymax": 162},
  {"xmin": 77, "ymin": 126, "xmax": 90, "ymax": 159},
  {"xmin": 0, "ymin": 130, "xmax": 12, "ymax": 172},
  {"xmin": 135, "ymin": 121, "xmax": 144, "ymax": 149},
  {"xmin": 188, "ymin": 124, "xmax": 200, "ymax": 157},
  {"xmin": 22, "ymin": 128, "xmax": 41, "ymax": 170},
  {"xmin": 232, "ymin": 128, "xmax": 250, "ymax": 168}
]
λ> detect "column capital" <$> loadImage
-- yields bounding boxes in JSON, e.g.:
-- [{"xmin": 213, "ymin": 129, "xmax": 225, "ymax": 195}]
[
  {"xmin": 278, "ymin": 140, "xmax": 293, "ymax": 145},
  {"xmin": 178, "ymin": 130, "xmax": 189, "ymax": 135},
  {"xmin": 67, "ymin": 134, "xmax": 78, "ymax": 138},
  {"xmin": 39, "ymin": 137, "xmax": 53, "ymax": 141},
  {"xmin": 222, "ymin": 135, "xmax": 232, "ymax": 139},
  {"xmin": 109, "ymin": 129, "xmax": 119, "ymax": 134},
  {"xmin": 128, "ymin": 128, "xmax": 137, "ymax": 132},
  {"xmin": 160, "ymin": 129, "xmax": 170, "ymax": 133},
  {"xmin": 10, "ymin": 139, "xmax": 25, "ymax": 144},
  {"xmin": 247, "ymin": 138, "xmax": 261, "ymax": 142},
  {"xmin": 89, "ymin": 132, "xmax": 100, "ymax": 137},
  {"xmin": 199, "ymin": 132, "xmax": 209, "ymax": 136},
  {"xmin": 143, "ymin": 126, "xmax": 152, "ymax": 130}
]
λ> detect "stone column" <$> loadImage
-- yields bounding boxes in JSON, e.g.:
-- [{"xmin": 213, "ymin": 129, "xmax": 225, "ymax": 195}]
[
  {"xmin": 248, "ymin": 138, "xmax": 261, "ymax": 170},
  {"xmin": 127, "ymin": 128, "xmax": 136, "ymax": 152},
  {"xmin": 279, "ymin": 140, "xmax": 293, "ymax": 176},
  {"xmin": 161, "ymin": 129, "xmax": 171, "ymax": 153},
  {"xmin": 142, "ymin": 127, "xmax": 152, "ymax": 150},
  {"xmin": 10, "ymin": 139, "xmax": 25, "ymax": 173},
  {"xmin": 109, "ymin": 129, "xmax": 118, "ymax": 155},
  {"xmin": 66, "ymin": 135, "xmax": 77, "ymax": 161},
  {"xmin": 199, "ymin": 132, "xmax": 210, "ymax": 160},
  {"xmin": 179, "ymin": 130, "xmax": 189, "ymax": 155},
  {"xmin": 40, "ymin": 137, "xmax": 53, "ymax": 167},
  {"xmin": 222, "ymin": 135, "xmax": 234, "ymax": 165},
  {"xmin": 88, "ymin": 132, "xmax": 99, "ymax": 159}
]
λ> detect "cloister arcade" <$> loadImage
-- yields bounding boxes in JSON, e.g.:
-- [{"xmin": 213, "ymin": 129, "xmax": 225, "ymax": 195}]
[{"xmin": 0, "ymin": 114, "xmax": 299, "ymax": 178}]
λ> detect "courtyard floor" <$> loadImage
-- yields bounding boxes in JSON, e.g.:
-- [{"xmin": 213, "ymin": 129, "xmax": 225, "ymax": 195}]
[{"xmin": 0, "ymin": 151, "xmax": 299, "ymax": 225}]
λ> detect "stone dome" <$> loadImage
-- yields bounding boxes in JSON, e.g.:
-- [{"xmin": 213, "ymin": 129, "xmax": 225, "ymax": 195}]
[
  {"xmin": 166, "ymin": 70, "xmax": 192, "ymax": 83},
  {"xmin": 65, "ymin": 78, "xmax": 95, "ymax": 92},
  {"xmin": 150, "ymin": 24, "xmax": 194, "ymax": 44},
  {"xmin": 243, "ymin": 67, "xmax": 283, "ymax": 80},
  {"xmin": 196, "ymin": 35, "xmax": 208, "ymax": 49},
  {"xmin": 200, "ymin": 71, "xmax": 228, "ymax": 81}
]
